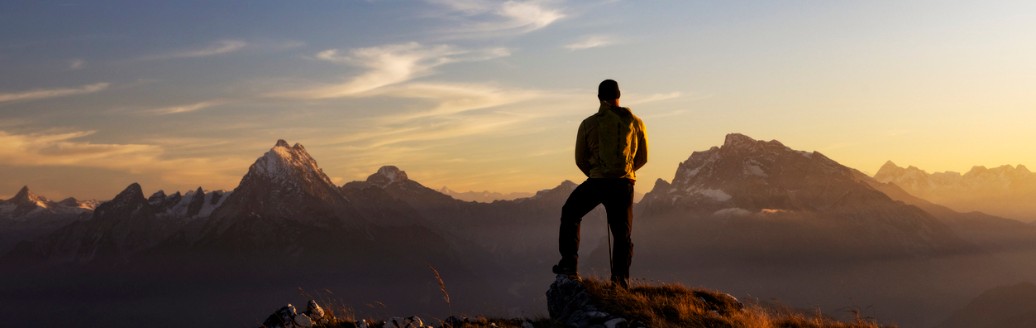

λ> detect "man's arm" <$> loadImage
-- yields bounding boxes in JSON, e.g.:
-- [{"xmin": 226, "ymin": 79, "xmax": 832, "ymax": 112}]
[
  {"xmin": 575, "ymin": 120, "xmax": 593, "ymax": 177},
  {"xmin": 632, "ymin": 119, "xmax": 648, "ymax": 171}
]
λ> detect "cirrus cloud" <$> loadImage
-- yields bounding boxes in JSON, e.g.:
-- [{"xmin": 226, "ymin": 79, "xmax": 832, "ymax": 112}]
[
  {"xmin": 277, "ymin": 42, "xmax": 510, "ymax": 99},
  {"xmin": 425, "ymin": 0, "xmax": 565, "ymax": 38},
  {"xmin": 0, "ymin": 130, "xmax": 246, "ymax": 188},
  {"xmin": 145, "ymin": 40, "xmax": 247, "ymax": 60},
  {"xmin": 0, "ymin": 82, "xmax": 110, "ymax": 105}
]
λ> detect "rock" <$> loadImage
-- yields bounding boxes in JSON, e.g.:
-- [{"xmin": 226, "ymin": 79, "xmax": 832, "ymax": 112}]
[
  {"xmin": 604, "ymin": 318, "xmax": 628, "ymax": 328},
  {"xmin": 293, "ymin": 313, "xmax": 314, "ymax": 327},
  {"xmin": 262, "ymin": 304, "xmax": 298, "ymax": 328},
  {"xmin": 387, "ymin": 315, "xmax": 424, "ymax": 328},
  {"xmin": 305, "ymin": 299, "xmax": 326, "ymax": 323},
  {"xmin": 693, "ymin": 291, "xmax": 743, "ymax": 314},
  {"xmin": 546, "ymin": 274, "xmax": 639, "ymax": 328}
]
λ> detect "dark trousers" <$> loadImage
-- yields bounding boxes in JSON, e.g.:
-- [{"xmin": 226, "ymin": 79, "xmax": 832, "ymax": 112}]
[{"xmin": 558, "ymin": 178, "xmax": 635, "ymax": 279}]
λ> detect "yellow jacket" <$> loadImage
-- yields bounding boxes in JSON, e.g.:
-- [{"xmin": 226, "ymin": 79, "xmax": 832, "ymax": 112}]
[{"xmin": 575, "ymin": 102, "xmax": 648, "ymax": 180}]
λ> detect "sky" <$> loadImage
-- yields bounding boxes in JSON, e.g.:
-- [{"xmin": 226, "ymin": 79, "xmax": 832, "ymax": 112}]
[{"xmin": 1, "ymin": 0, "xmax": 1034, "ymax": 200}]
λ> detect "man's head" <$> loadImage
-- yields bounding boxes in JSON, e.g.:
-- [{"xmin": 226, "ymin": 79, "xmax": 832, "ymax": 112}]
[{"xmin": 598, "ymin": 79, "xmax": 620, "ymax": 104}]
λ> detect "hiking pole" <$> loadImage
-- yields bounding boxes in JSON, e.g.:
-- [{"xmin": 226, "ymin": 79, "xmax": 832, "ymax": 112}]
[{"xmin": 607, "ymin": 222, "xmax": 613, "ymax": 275}]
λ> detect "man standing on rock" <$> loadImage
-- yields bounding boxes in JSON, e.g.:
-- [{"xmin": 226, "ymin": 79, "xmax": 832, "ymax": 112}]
[{"xmin": 554, "ymin": 79, "xmax": 648, "ymax": 289}]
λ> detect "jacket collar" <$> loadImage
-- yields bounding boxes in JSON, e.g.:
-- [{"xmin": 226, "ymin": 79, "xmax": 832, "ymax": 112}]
[{"xmin": 598, "ymin": 102, "xmax": 627, "ymax": 115}]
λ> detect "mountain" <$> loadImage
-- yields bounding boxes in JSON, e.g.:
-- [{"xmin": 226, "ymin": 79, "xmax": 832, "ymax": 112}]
[
  {"xmin": 343, "ymin": 165, "xmax": 604, "ymax": 309},
  {"xmin": 0, "ymin": 186, "xmax": 94, "ymax": 254},
  {"xmin": 7, "ymin": 183, "xmax": 229, "ymax": 265},
  {"xmin": 438, "ymin": 187, "xmax": 533, "ymax": 203},
  {"xmin": 635, "ymin": 133, "xmax": 1014, "ymax": 327},
  {"xmin": 0, "ymin": 185, "xmax": 96, "ymax": 220},
  {"xmin": 936, "ymin": 282, "xmax": 1036, "ymax": 328},
  {"xmin": 0, "ymin": 140, "xmax": 497, "ymax": 328},
  {"xmin": 875, "ymin": 161, "xmax": 1036, "ymax": 222},
  {"xmin": 3, "ymin": 135, "xmax": 1032, "ymax": 327},
  {"xmin": 190, "ymin": 139, "xmax": 365, "ymax": 255}
]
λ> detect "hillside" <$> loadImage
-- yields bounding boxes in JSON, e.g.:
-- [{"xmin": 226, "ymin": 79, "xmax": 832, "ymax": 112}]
[
  {"xmin": 548, "ymin": 276, "xmax": 888, "ymax": 328},
  {"xmin": 936, "ymin": 282, "xmax": 1036, "ymax": 328}
]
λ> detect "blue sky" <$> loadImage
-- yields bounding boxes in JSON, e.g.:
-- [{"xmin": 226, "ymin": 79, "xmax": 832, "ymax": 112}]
[{"xmin": 2, "ymin": 1, "xmax": 1034, "ymax": 199}]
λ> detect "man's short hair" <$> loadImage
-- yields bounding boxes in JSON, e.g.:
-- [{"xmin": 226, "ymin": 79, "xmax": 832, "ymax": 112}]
[{"xmin": 598, "ymin": 79, "xmax": 620, "ymax": 101}]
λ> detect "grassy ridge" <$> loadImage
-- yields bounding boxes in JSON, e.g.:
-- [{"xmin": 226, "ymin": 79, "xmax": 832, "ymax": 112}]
[{"xmin": 580, "ymin": 277, "xmax": 891, "ymax": 328}]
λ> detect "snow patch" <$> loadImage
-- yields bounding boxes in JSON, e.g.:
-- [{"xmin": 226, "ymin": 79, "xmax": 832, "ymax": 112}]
[
  {"xmin": 698, "ymin": 188, "xmax": 732, "ymax": 202},
  {"xmin": 714, "ymin": 208, "xmax": 752, "ymax": 217},
  {"xmin": 743, "ymin": 161, "xmax": 767, "ymax": 177}
]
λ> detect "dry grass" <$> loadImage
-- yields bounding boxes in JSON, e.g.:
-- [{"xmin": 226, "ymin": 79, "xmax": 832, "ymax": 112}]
[{"xmin": 580, "ymin": 277, "xmax": 892, "ymax": 328}]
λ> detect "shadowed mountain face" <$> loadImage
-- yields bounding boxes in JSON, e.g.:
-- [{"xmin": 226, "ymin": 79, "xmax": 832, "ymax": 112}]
[
  {"xmin": 635, "ymin": 133, "xmax": 1016, "ymax": 327},
  {"xmin": 936, "ymin": 282, "xmax": 1036, "ymax": 328},
  {"xmin": 875, "ymin": 161, "xmax": 1036, "ymax": 222},
  {"xmin": 2, "ymin": 135, "xmax": 1034, "ymax": 328}
]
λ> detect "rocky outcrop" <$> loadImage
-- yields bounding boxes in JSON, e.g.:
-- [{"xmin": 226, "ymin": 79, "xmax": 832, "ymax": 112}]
[
  {"xmin": 546, "ymin": 275, "xmax": 643, "ymax": 328},
  {"xmin": 261, "ymin": 300, "xmax": 329, "ymax": 328}
]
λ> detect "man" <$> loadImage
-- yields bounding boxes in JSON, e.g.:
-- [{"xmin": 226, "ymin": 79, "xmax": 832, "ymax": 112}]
[{"xmin": 553, "ymin": 79, "xmax": 648, "ymax": 288}]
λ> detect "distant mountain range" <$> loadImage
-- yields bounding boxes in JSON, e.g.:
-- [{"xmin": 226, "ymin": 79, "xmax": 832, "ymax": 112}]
[
  {"xmin": 438, "ymin": 187, "xmax": 533, "ymax": 203},
  {"xmin": 875, "ymin": 161, "xmax": 1036, "ymax": 222},
  {"xmin": 2, "ymin": 134, "xmax": 1035, "ymax": 328}
]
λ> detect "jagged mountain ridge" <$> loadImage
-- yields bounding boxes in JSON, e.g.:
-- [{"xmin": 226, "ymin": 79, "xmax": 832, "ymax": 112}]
[
  {"xmin": 0, "ymin": 186, "xmax": 96, "ymax": 254},
  {"xmin": 7, "ymin": 183, "xmax": 230, "ymax": 264},
  {"xmin": 0, "ymin": 185, "xmax": 96, "ymax": 220},
  {"xmin": 875, "ymin": 161, "xmax": 1036, "ymax": 222},
  {"xmin": 2, "ymin": 135, "xmax": 1033, "ymax": 328}
]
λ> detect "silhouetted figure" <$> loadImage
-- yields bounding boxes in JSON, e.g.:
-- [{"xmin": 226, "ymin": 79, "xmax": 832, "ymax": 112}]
[{"xmin": 553, "ymin": 79, "xmax": 648, "ymax": 288}]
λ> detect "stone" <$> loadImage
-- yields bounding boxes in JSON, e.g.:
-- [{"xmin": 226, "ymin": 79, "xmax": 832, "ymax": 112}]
[
  {"xmin": 604, "ymin": 318, "xmax": 628, "ymax": 328},
  {"xmin": 305, "ymin": 300, "xmax": 326, "ymax": 323},
  {"xmin": 262, "ymin": 304, "xmax": 298, "ymax": 328},
  {"xmin": 293, "ymin": 313, "xmax": 314, "ymax": 327},
  {"xmin": 387, "ymin": 316, "xmax": 424, "ymax": 328}
]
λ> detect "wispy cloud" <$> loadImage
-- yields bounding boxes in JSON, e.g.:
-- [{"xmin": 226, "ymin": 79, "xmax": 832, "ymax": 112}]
[
  {"xmin": 278, "ymin": 42, "xmax": 509, "ymax": 99},
  {"xmin": 147, "ymin": 40, "xmax": 247, "ymax": 60},
  {"xmin": 0, "ymin": 82, "xmax": 110, "ymax": 104},
  {"xmin": 565, "ymin": 35, "xmax": 614, "ymax": 50},
  {"xmin": 634, "ymin": 92, "xmax": 682, "ymax": 104},
  {"xmin": 366, "ymin": 82, "xmax": 538, "ymax": 119},
  {"xmin": 68, "ymin": 58, "xmax": 85, "ymax": 70},
  {"xmin": 426, "ymin": 0, "xmax": 565, "ymax": 38},
  {"xmin": 143, "ymin": 100, "xmax": 227, "ymax": 115},
  {"xmin": 0, "ymin": 130, "xmax": 247, "ymax": 188}
]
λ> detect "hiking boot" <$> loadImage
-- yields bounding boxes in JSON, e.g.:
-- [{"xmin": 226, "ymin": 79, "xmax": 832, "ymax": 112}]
[
  {"xmin": 552, "ymin": 260, "xmax": 578, "ymax": 276},
  {"xmin": 611, "ymin": 276, "xmax": 630, "ymax": 289}
]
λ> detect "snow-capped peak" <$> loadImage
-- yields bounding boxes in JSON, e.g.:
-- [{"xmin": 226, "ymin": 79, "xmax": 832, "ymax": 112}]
[
  {"xmin": 366, "ymin": 165, "xmax": 410, "ymax": 187},
  {"xmin": 237, "ymin": 139, "xmax": 338, "ymax": 195},
  {"xmin": 249, "ymin": 139, "xmax": 332, "ymax": 184},
  {"xmin": 10, "ymin": 185, "xmax": 48, "ymax": 208}
]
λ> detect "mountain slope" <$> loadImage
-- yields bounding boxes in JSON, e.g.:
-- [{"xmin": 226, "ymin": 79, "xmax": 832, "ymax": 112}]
[
  {"xmin": 634, "ymin": 133, "xmax": 1014, "ymax": 327},
  {"xmin": 936, "ymin": 282, "xmax": 1036, "ymax": 328}
]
